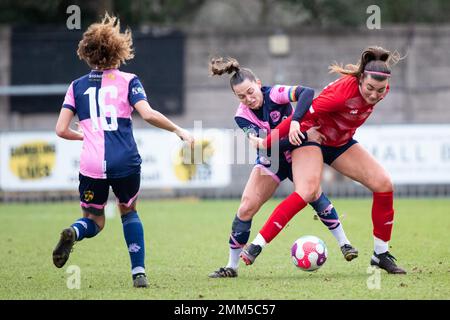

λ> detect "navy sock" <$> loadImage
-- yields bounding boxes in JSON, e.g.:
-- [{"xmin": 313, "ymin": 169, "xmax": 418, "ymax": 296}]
[
  {"xmin": 121, "ymin": 211, "xmax": 145, "ymax": 275},
  {"xmin": 71, "ymin": 218, "xmax": 100, "ymax": 241},
  {"xmin": 309, "ymin": 193, "xmax": 341, "ymax": 230},
  {"xmin": 229, "ymin": 215, "xmax": 252, "ymax": 249}
]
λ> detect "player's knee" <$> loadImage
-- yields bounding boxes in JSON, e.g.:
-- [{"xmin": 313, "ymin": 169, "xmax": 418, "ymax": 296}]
[
  {"xmin": 298, "ymin": 191, "xmax": 318, "ymax": 203},
  {"xmin": 87, "ymin": 215, "xmax": 105, "ymax": 231},
  {"xmin": 238, "ymin": 197, "xmax": 259, "ymax": 220},
  {"xmin": 295, "ymin": 179, "xmax": 321, "ymax": 202},
  {"xmin": 312, "ymin": 189, "xmax": 323, "ymax": 201},
  {"xmin": 372, "ymin": 175, "xmax": 394, "ymax": 193},
  {"xmin": 118, "ymin": 203, "xmax": 136, "ymax": 215},
  {"xmin": 96, "ymin": 221, "xmax": 105, "ymax": 231}
]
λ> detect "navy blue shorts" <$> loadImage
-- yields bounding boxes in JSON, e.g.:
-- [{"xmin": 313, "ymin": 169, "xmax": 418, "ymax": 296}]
[
  {"xmin": 78, "ymin": 172, "xmax": 141, "ymax": 215},
  {"xmin": 255, "ymin": 155, "xmax": 293, "ymax": 183},
  {"xmin": 297, "ymin": 139, "xmax": 358, "ymax": 165}
]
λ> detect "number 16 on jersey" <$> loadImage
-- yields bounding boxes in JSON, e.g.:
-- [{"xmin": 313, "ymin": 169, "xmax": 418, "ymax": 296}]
[{"xmin": 84, "ymin": 86, "xmax": 118, "ymax": 131}]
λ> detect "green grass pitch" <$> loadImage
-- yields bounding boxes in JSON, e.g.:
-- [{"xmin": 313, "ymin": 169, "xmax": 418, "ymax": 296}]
[{"xmin": 0, "ymin": 198, "xmax": 448, "ymax": 299}]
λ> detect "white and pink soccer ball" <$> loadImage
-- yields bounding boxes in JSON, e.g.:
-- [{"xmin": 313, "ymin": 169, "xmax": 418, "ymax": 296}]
[{"xmin": 291, "ymin": 235, "xmax": 328, "ymax": 271}]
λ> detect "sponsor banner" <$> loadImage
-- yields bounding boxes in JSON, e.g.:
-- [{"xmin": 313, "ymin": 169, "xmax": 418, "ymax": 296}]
[
  {"xmin": 0, "ymin": 132, "xmax": 81, "ymax": 191},
  {"xmin": 354, "ymin": 125, "xmax": 450, "ymax": 184},
  {"xmin": 2, "ymin": 125, "xmax": 449, "ymax": 191},
  {"xmin": 135, "ymin": 129, "xmax": 231, "ymax": 188},
  {"xmin": 0, "ymin": 129, "xmax": 231, "ymax": 191}
]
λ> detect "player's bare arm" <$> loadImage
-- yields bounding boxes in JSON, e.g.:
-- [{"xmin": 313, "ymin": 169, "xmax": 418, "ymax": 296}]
[
  {"xmin": 55, "ymin": 108, "xmax": 84, "ymax": 141},
  {"xmin": 134, "ymin": 100, "xmax": 194, "ymax": 147}
]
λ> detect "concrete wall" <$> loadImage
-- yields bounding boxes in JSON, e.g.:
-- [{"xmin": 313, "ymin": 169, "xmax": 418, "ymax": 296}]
[
  {"xmin": 2, "ymin": 26, "xmax": 450, "ymax": 129},
  {"xmin": 171, "ymin": 25, "xmax": 450, "ymax": 130}
]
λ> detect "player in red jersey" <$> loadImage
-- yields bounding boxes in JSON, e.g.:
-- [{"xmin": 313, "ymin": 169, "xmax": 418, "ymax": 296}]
[
  {"xmin": 207, "ymin": 57, "xmax": 358, "ymax": 278},
  {"xmin": 241, "ymin": 46, "xmax": 406, "ymax": 274}
]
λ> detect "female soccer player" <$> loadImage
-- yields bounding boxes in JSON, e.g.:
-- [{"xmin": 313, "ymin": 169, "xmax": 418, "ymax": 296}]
[
  {"xmin": 207, "ymin": 57, "xmax": 358, "ymax": 278},
  {"xmin": 242, "ymin": 46, "xmax": 406, "ymax": 274},
  {"xmin": 52, "ymin": 13, "xmax": 194, "ymax": 288}
]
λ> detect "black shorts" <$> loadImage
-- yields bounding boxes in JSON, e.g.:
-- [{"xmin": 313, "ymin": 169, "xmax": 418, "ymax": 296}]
[
  {"xmin": 297, "ymin": 139, "xmax": 358, "ymax": 165},
  {"xmin": 255, "ymin": 153, "xmax": 293, "ymax": 183},
  {"xmin": 78, "ymin": 172, "xmax": 141, "ymax": 215}
]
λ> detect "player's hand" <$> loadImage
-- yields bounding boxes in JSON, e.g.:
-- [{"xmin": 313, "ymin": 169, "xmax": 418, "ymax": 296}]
[
  {"xmin": 289, "ymin": 120, "xmax": 305, "ymax": 146},
  {"xmin": 248, "ymin": 133, "xmax": 265, "ymax": 149},
  {"xmin": 306, "ymin": 126, "xmax": 326, "ymax": 144},
  {"xmin": 174, "ymin": 128, "xmax": 195, "ymax": 148}
]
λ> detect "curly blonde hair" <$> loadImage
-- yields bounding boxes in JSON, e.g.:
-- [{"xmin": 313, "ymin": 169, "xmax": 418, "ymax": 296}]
[{"xmin": 77, "ymin": 13, "xmax": 134, "ymax": 70}]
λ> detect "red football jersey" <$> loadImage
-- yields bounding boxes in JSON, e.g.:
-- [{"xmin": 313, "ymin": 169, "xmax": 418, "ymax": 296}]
[{"xmin": 301, "ymin": 75, "xmax": 389, "ymax": 147}]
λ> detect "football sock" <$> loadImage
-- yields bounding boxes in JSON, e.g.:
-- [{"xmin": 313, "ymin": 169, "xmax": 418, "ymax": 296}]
[
  {"xmin": 226, "ymin": 249, "xmax": 242, "ymax": 270},
  {"xmin": 227, "ymin": 215, "xmax": 252, "ymax": 269},
  {"xmin": 71, "ymin": 217, "xmax": 100, "ymax": 241},
  {"xmin": 330, "ymin": 225, "xmax": 351, "ymax": 247},
  {"xmin": 372, "ymin": 191, "xmax": 394, "ymax": 242},
  {"xmin": 310, "ymin": 193, "xmax": 350, "ymax": 246},
  {"xmin": 252, "ymin": 233, "xmax": 267, "ymax": 248},
  {"xmin": 121, "ymin": 211, "xmax": 146, "ymax": 276},
  {"xmin": 374, "ymin": 236, "xmax": 389, "ymax": 254},
  {"xmin": 259, "ymin": 192, "xmax": 307, "ymax": 244}
]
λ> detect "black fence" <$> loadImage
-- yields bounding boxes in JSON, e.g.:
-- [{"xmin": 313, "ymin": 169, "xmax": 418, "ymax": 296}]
[{"xmin": 10, "ymin": 27, "xmax": 185, "ymax": 115}]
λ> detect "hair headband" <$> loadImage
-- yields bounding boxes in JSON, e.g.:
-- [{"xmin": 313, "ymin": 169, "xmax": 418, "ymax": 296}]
[{"xmin": 364, "ymin": 70, "xmax": 391, "ymax": 77}]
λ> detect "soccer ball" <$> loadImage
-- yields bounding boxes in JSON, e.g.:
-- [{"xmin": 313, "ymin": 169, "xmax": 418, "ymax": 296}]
[{"xmin": 291, "ymin": 235, "xmax": 328, "ymax": 271}]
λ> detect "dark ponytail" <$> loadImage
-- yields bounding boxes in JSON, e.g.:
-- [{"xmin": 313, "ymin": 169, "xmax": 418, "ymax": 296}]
[{"xmin": 209, "ymin": 56, "xmax": 257, "ymax": 90}]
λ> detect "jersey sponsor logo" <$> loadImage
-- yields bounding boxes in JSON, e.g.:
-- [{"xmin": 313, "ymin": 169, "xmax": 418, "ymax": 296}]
[
  {"xmin": 88, "ymin": 73, "xmax": 102, "ymax": 81},
  {"xmin": 131, "ymin": 86, "xmax": 146, "ymax": 96},
  {"xmin": 270, "ymin": 110, "xmax": 281, "ymax": 123}
]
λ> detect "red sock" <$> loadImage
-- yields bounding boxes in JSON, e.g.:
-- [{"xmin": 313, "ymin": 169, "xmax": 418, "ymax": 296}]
[
  {"xmin": 372, "ymin": 191, "xmax": 395, "ymax": 242},
  {"xmin": 260, "ymin": 192, "xmax": 307, "ymax": 243}
]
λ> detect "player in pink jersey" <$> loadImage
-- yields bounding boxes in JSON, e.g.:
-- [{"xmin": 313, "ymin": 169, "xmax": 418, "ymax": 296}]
[
  {"xmin": 207, "ymin": 57, "xmax": 357, "ymax": 279},
  {"xmin": 52, "ymin": 13, "xmax": 194, "ymax": 288},
  {"xmin": 243, "ymin": 46, "xmax": 406, "ymax": 274}
]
